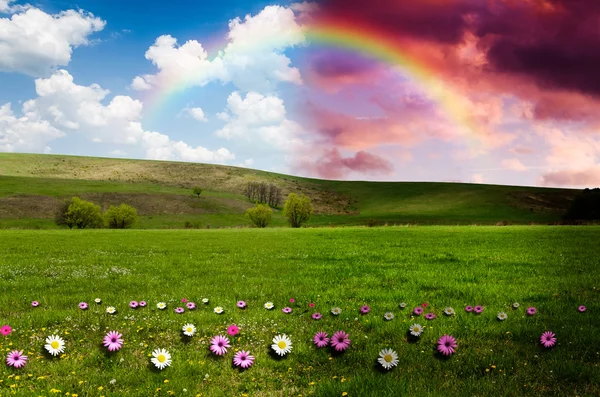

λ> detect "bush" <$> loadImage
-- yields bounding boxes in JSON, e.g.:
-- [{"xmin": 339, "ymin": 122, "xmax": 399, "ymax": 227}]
[
  {"xmin": 184, "ymin": 220, "xmax": 202, "ymax": 229},
  {"xmin": 54, "ymin": 199, "xmax": 73, "ymax": 228},
  {"xmin": 62, "ymin": 197, "xmax": 103, "ymax": 229},
  {"xmin": 283, "ymin": 193, "xmax": 313, "ymax": 228},
  {"xmin": 564, "ymin": 188, "xmax": 600, "ymax": 220},
  {"xmin": 246, "ymin": 203, "xmax": 272, "ymax": 228},
  {"xmin": 105, "ymin": 203, "xmax": 138, "ymax": 229},
  {"xmin": 192, "ymin": 187, "xmax": 203, "ymax": 198}
]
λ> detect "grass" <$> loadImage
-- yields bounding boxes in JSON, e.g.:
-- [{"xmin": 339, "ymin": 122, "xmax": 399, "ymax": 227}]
[{"xmin": 0, "ymin": 226, "xmax": 598, "ymax": 396}]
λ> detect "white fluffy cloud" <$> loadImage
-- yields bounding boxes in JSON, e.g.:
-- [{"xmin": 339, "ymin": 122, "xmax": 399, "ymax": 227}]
[
  {"xmin": 216, "ymin": 91, "xmax": 303, "ymax": 151},
  {"xmin": 0, "ymin": 0, "xmax": 28, "ymax": 13},
  {"xmin": 0, "ymin": 102, "xmax": 63, "ymax": 152},
  {"xmin": 0, "ymin": 7, "xmax": 105, "ymax": 76},
  {"xmin": 131, "ymin": 5, "xmax": 305, "ymax": 93},
  {"xmin": 142, "ymin": 131, "xmax": 234, "ymax": 163},
  {"xmin": 182, "ymin": 107, "xmax": 208, "ymax": 122}
]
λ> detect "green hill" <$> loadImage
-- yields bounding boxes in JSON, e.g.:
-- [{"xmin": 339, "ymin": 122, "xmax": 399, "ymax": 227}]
[{"xmin": 0, "ymin": 153, "xmax": 579, "ymax": 228}]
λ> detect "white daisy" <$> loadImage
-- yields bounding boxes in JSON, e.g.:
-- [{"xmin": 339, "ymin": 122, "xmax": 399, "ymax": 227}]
[
  {"xmin": 182, "ymin": 323, "xmax": 196, "ymax": 336},
  {"xmin": 214, "ymin": 306, "xmax": 224, "ymax": 314},
  {"xmin": 399, "ymin": 302, "xmax": 407, "ymax": 308},
  {"xmin": 331, "ymin": 307, "xmax": 342, "ymax": 315},
  {"xmin": 383, "ymin": 312, "xmax": 395, "ymax": 321},
  {"xmin": 151, "ymin": 348, "xmax": 171, "ymax": 370},
  {"xmin": 444, "ymin": 307, "xmax": 455, "ymax": 316},
  {"xmin": 271, "ymin": 334, "xmax": 292, "ymax": 356},
  {"xmin": 264, "ymin": 302, "xmax": 274, "ymax": 310},
  {"xmin": 497, "ymin": 312, "xmax": 508, "ymax": 321},
  {"xmin": 378, "ymin": 348, "xmax": 399, "ymax": 370},
  {"xmin": 513, "ymin": 302, "xmax": 520, "ymax": 309},
  {"xmin": 202, "ymin": 298, "xmax": 209, "ymax": 304},
  {"xmin": 94, "ymin": 298, "xmax": 102, "ymax": 304},
  {"xmin": 44, "ymin": 335, "xmax": 65, "ymax": 356},
  {"xmin": 409, "ymin": 323, "xmax": 423, "ymax": 337},
  {"xmin": 106, "ymin": 306, "xmax": 116, "ymax": 314},
  {"xmin": 157, "ymin": 302, "xmax": 167, "ymax": 310}
]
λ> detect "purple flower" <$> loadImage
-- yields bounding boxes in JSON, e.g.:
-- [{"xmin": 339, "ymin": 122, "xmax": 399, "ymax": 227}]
[
  {"xmin": 437, "ymin": 335, "xmax": 457, "ymax": 356},
  {"xmin": 413, "ymin": 307, "xmax": 423, "ymax": 316},
  {"xmin": 330, "ymin": 331, "xmax": 351, "ymax": 352},
  {"xmin": 289, "ymin": 298, "xmax": 295, "ymax": 303},
  {"xmin": 103, "ymin": 331, "xmax": 123, "ymax": 352},
  {"xmin": 527, "ymin": 307, "xmax": 537, "ymax": 316},
  {"xmin": 233, "ymin": 350, "xmax": 254, "ymax": 368},
  {"xmin": 31, "ymin": 301, "xmax": 39, "ymax": 307},
  {"xmin": 186, "ymin": 302, "xmax": 196, "ymax": 310},
  {"xmin": 1, "ymin": 325, "xmax": 12, "ymax": 336},
  {"xmin": 540, "ymin": 331, "xmax": 556, "ymax": 348},
  {"xmin": 209, "ymin": 335, "xmax": 230, "ymax": 356},
  {"xmin": 139, "ymin": 301, "xmax": 147, "ymax": 307},
  {"xmin": 282, "ymin": 307, "xmax": 292, "ymax": 314},
  {"xmin": 312, "ymin": 312, "xmax": 322, "ymax": 320},
  {"xmin": 578, "ymin": 305, "xmax": 586, "ymax": 313},
  {"xmin": 360, "ymin": 305, "xmax": 370, "ymax": 314},
  {"xmin": 6, "ymin": 350, "xmax": 27, "ymax": 368},
  {"xmin": 129, "ymin": 301, "xmax": 139, "ymax": 309},
  {"xmin": 313, "ymin": 332, "xmax": 329, "ymax": 348},
  {"xmin": 237, "ymin": 301, "xmax": 247, "ymax": 309},
  {"xmin": 78, "ymin": 302, "xmax": 88, "ymax": 310},
  {"xmin": 425, "ymin": 313, "xmax": 436, "ymax": 320},
  {"xmin": 174, "ymin": 307, "xmax": 184, "ymax": 314},
  {"xmin": 474, "ymin": 305, "xmax": 484, "ymax": 314},
  {"xmin": 465, "ymin": 305, "xmax": 473, "ymax": 312},
  {"xmin": 227, "ymin": 324, "xmax": 239, "ymax": 336}
]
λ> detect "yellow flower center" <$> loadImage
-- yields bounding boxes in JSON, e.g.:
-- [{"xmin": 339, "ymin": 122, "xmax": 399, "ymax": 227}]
[
  {"xmin": 384, "ymin": 354, "xmax": 393, "ymax": 363},
  {"xmin": 51, "ymin": 341, "xmax": 59, "ymax": 349},
  {"xmin": 157, "ymin": 354, "xmax": 166, "ymax": 363},
  {"xmin": 277, "ymin": 341, "xmax": 287, "ymax": 349},
  {"xmin": 186, "ymin": 327, "xmax": 192, "ymax": 332}
]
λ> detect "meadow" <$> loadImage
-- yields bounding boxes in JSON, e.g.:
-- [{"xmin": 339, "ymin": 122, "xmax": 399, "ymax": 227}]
[{"xmin": 1, "ymin": 226, "xmax": 599, "ymax": 396}]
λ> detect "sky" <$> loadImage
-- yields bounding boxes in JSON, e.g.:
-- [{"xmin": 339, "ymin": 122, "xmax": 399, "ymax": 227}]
[{"xmin": 1, "ymin": 0, "xmax": 599, "ymax": 188}]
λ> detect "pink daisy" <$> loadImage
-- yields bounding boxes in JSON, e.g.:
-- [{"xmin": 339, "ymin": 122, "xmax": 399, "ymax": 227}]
[
  {"xmin": 308, "ymin": 302, "xmax": 315, "ymax": 308},
  {"xmin": 103, "ymin": 331, "xmax": 124, "ymax": 352},
  {"xmin": 413, "ymin": 307, "xmax": 423, "ymax": 316},
  {"xmin": 465, "ymin": 305, "xmax": 473, "ymax": 312},
  {"xmin": 289, "ymin": 298, "xmax": 295, "ymax": 303},
  {"xmin": 1, "ymin": 325, "xmax": 12, "ymax": 336},
  {"xmin": 540, "ymin": 331, "xmax": 556, "ymax": 348},
  {"xmin": 139, "ymin": 301, "xmax": 147, "ymax": 307},
  {"xmin": 129, "ymin": 301, "xmax": 139, "ymax": 309},
  {"xmin": 282, "ymin": 307, "xmax": 292, "ymax": 314},
  {"xmin": 474, "ymin": 305, "xmax": 484, "ymax": 314},
  {"xmin": 313, "ymin": 332, "xmax": 329, "ymax": 348},
  {"xmin": 209, "ymin": 335, "xmax": 230, "ymax": 356},
  {"xmin": 421, "ymin": 302, "xmax": 429, "ymax": 307},
  {"xmin": 437, "ymin": 335, "xmax": 457, "ymax": 356},
  {"xmin": 312, "ymin": 312, "xmax": 322, "ymax": 320},
  {"xmin": 330, "ymin": 331, "xmax": 351, "ymax": 352},
  {"xmin": 237, "ymin": 301, "xmax": 247, "ymax": 309},
  {"xmin": 360, "ymin": 305, "xmax": 370, "ymax": 314},
  {"xmin": 31, "ymin": 301, "xmax": 39, "ymax": 307},
  {"xmin": 6, "ymin": 350, "xmax": 27, "ymax": 368},
  {"xmin": 227, "ymin": 324, "xmax": 239, "ymax": 336},
  {"xmin": 425, "ymin": 313, "xmax": 436, "ymax": 320},
  {"xmin": 186, "ymin": 302, "xmax": 196, "ymax": 310},
  {"xmin": 578, "ymin": 305, "xmax": 586, "ymax": 313},
  {"xmin": 527, "ymin": 307, "xmax": 537, "ymax": 316},
  {"xmin": 174, "ymin": 307, "xmax": 184, "ymax": 314},
  {"xmin": 181, "ymin": 298, "xmax": 188, "ymax": 303},
  {"xmin": 233, "ymin": 350, "xmax": 255, "ymax": 369},
  {"xmin": 79, "ymin": 302, "xmax": 88, "ymax": 310}
]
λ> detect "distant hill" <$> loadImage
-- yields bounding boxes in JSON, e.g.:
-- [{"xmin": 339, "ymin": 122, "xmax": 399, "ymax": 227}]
[{"xmin": 0, "ymin": 153, "xmax": 579, "ymax": 228}]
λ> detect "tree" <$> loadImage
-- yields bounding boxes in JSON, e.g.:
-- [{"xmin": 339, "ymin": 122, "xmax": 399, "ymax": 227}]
[
  {"xmin": 243, "ymin": 182, "xmax": 282, "ymax": 207},
  {"xmin": 246, "ymin": 203, "xmax": 272, "ymax": 228},
  {"xmin": 55, "ymin": 199, "xmax": 74, "ymax": 228},
  {"xmin": 283, "ymin": 193, "xmax": 313, "ymax": 228},
  {"xmin": 564, "ymin": 187, "xmax": 600, "ymax": 220},
  {"xmin": 105, "ymin": 203, "xmax": 138, "ymax": 229},
  {"xmin": 63, "ymin": 197, "xmax": 103, "ymax": 229},
  {"xmin": 192, "ymin": 187, "xmax": 203, "ymax": 198}
]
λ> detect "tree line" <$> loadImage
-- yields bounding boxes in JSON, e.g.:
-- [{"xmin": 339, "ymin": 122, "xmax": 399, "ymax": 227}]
[{"xmin": 55, "ymin": 198, "xmax": 138, "ymax": 229}]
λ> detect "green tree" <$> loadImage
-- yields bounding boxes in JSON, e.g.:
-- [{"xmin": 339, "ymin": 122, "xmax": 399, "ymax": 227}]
[
  {"xmin": 105, "ymin": 203, "xmax": 138, "ymax": 229},
  {"xmin": 64, "ymin": 197, "xmax": 103, "ymax": 229},
  {"xmin": 246, "ymin": 203, "xmax": 272, "ymax": 228},
  {"xmin": 283, "ymin": 193, "xmax": 313, "ymax": 228},
  {"xmin": 192, "ymin": 187, "xmax": 203, "ymax": 198},
  {"xmin": 54, "ymin": 199, "xmax": 74, "ymax": 228}
]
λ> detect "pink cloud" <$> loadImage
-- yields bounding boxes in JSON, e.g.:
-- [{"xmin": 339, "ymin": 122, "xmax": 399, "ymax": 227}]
[
  {"xmin": 297, "ymin": 148, "xmax": 394, "ymax": 179},
  {"xmin": 541, "ymin": 167, "xmax": 600, "ymax": 187}
]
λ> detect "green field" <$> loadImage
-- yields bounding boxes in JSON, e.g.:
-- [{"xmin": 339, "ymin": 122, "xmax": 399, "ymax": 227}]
[
  {"xmin": 1, "ymin": 226, "xmax": 598, "ymax": 396},
  {"xmin": 0, "ymin": 153, "xmax": 581, "ymax": 229}
]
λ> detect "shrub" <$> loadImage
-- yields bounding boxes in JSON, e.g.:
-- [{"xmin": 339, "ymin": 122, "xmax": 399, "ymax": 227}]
[
  {"xmin": 55, "ymin": 199, "xmax": 73, "ymax": 228},
  {"xmin": 246, "ymin": 203, "xmax": 272, "ymax": 228},
  {"xmin": 184, "ymin": 220, "xmax": 202, "ymax": 229},
  {"xmin": 283, "ymin": 193, "xmax": 313, "ymax": 228},
  {"xmin": 63, "ymin": 197, "xmax": 103, "ymax": 229},
  {"xmin": 105, "ymin": 203, "xmax": 138, "ymax": 229},
  {"xmin": 564, "ymin": 188, "xmax": 600, "ymax": 220},
  {"xmin": 192, "ymin": 187, "xmax": 203, "ymax": 198}
]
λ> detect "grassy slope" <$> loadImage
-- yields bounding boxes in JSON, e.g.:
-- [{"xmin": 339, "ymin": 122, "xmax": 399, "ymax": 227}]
[
  {"xmin": 0, "ymin": 226, "xmax": 598, "ymax": 396},
  {"xmin": 0, "ymin": 153, "xmax": 580, "ymax": 228}
]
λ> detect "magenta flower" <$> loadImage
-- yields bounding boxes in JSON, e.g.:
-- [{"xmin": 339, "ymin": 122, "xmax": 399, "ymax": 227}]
[
  {"xmin": 465, "ymin": 305, "xmax": 473, "ymax": 312},
  {"xmin": 360, "ymin": 305, "xmax": 370, "ymax": 314},
  {"xmin": 330, "ymin": 331, "xmax": 351, "ymax": 352},
  {"xmin": 174, "ymin": 307, "xmax": 184, "ymax": 314},
  {"xmin": 31, "ymin": 301, "xmax": 39, "ymax": 307},
  {"xmin": 437, "ymin": 335, "xmax": 457, "ymax": 356},
  {"xmin": 282, "ymin": 307, "xmax": 292, "ymax": 314},
  {"xmin": 6, "ymin": 350, "xmax": 27, "ymax": 368},
  {"xmin": 527, "ymin": 307, "xmax": 537, "ymax": 316},
  {"xmin": 1, "ymin": 325, "xmax": 12, "ymax": 336},
  {"xmin": 540, "ymin": 331, "xmax": 557, "ymax": 348},
  {"xmin": 227, "ymin": 324, "xmax": 239, "ymax": 336},
  {"xmin": 233, "ymin": 350, "xmax": 255, "ymax": 369},
  {"xmin": 129, "ymin": 301, "xmax": 138, "ymax": 309},
  {"xmin": 413, "ymin": 307, "xmax": 423, "ymax": 316},
  {"xmin": 209, "ymin": 335, "xmax": 230, "ymax": 356},
  {"xmin": 78, "ymin": 302, "xmax": 88, "ymax": 310},
  {"xmin": 236, "ymin": 301, "xmax": 247, "ymax": 309},
  {"xmin": 425, "ymin": 313, "xmax": 436, "ymax": 320},
  {"xmin": 309, "ymin": 302, "xmax": 315, "ymax": 308},
  {"xmin": 474, "ymin": 305, "xmax": 484, "ymax": 314},
  {"xmin": 181, "ymin": 298, "xmax": 188, "ymax": 303},
  {"xmin": 186, "ymin": 302, "xmax": 196, "ymax": 310},
  {"xmin": 103, "ymin": 331, "xmax": 124, "ymax": 352},
  {"xmin": 289, "ymin": 298, "xmax": 295, "ymax": 303},
  {"xmin": 312, "ymin": 312, "xmax": 322, "ymax": 320},
  {"xmin": 139, "ymin": 301, "xmax": 147, "ymax": 307},
  {"xmin": 578, "ymin": 305, "xmax": 586, "ymax": 313},
  {"xmin": 313, "ymin": 331, "xmax": 329, "ymax": 348}
]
